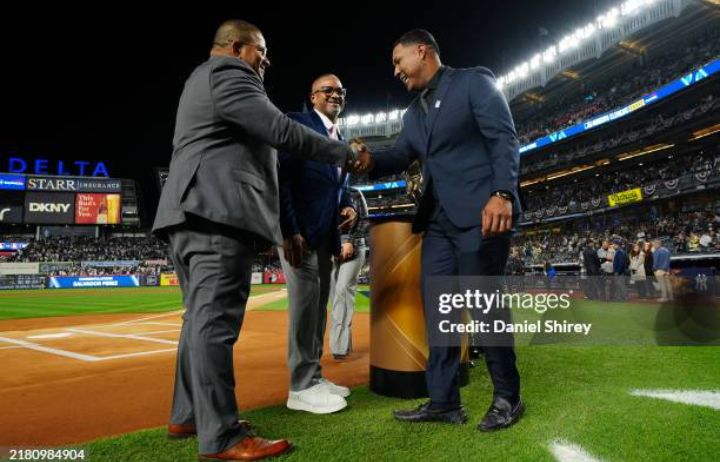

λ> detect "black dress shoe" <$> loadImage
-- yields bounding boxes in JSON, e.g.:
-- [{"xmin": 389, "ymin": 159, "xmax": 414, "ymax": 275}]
[
  {"xmin": 332, "ymin": 354, "xmax": 347, "ymax": 360},
  {"xmin": 394, "ymin": 401, "xmax": 468, "ymax": 424},
  {"xmin": 478, "ymin": 397, "xmax": 524, "ymax": 432}
]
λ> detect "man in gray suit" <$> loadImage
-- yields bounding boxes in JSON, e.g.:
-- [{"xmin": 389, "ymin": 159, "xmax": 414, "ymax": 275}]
[{"xmin": 153, "ymin": 20, "xmax": 367, "ymax": 462}]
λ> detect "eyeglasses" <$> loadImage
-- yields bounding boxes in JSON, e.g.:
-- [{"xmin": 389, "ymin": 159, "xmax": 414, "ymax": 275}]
[
  {"xmin": 312, "ymin": 86, "xmax": 347, "ymax": 98},
  {"xmin": 216, "ymin": 40, "xmax": 269, "ymax": 59}
]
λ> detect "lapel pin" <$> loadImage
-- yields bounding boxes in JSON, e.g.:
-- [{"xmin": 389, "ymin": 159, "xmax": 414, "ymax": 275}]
[{"xmin": 435, "ymin": 100, "xmax": 441, "ymax": 109}]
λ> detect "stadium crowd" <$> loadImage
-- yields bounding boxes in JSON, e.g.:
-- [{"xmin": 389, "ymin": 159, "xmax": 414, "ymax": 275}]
[
  {"xmin": 516, "ymin": 28, "xmax": 720, "ymax": 144},
  {"xmin": 521, "ymin": 94, "xmax": 716, "ymax": 175},
  {"xmin": 513, "ymin": 208, "xmax": 720, "ymax": 266},
  {"xmin": 524, "ymin": 145, "xmax": 720, "ymax": 212}
]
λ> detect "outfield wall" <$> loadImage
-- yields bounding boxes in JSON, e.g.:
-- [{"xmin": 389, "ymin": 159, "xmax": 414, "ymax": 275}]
[{"xmin": 0, "ymin": 271, "xmax": 268, "ymax": 290}]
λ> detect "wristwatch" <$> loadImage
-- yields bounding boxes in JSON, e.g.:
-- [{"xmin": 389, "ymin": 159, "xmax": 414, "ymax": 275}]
[{"xmin": 491, "ymin": 190, "xmax": 514, "ymax": 203}]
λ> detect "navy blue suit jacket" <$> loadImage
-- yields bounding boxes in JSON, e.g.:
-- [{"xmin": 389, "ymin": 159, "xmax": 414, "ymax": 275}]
[
  {"xmin": 370, "ymin": 66, "xmax": 522, "ymax": 233},
  {"xmin": 613, "ymin": 249, "xmax": 629, "ymax": 275},
  {"xmin": 278, "ymin": 110, "xmax": 353, "ymax": 255}
]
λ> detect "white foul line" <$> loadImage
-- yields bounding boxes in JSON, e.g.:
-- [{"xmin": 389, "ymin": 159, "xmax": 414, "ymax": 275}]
[
  {"xmin": 27, "ymin": 333, "xmax": 73, "ymax": 339},
  {"xmin": 109, "ymin": 310, "xmax": 185, "ymax": 327},
  {"xmin": 630, "ymin": 389, "xmax": 720, "ymax": 410},
  {"xmin": 96, "ymin": 348, "xmax": 178, "ymax": 361},
  {"xmin": 0, "ymin": 335, "xmax": 100, "ymax": 362},
  {"xmin": 549, "ymin": 440, "xmax": 608, "ymax": 462},
  {"xmin": 66, "ymin": 328, "xmax": 178, "ymax": 345}
]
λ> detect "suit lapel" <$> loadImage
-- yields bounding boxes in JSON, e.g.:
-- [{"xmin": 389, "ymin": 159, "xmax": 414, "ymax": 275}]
[
  {"xmin": 425, "ymin": 67, "xmax": 455, "ymax": 153},
  {"xmin": 309, "ymin": 110, "xmax": 343, "ymax": 184}
]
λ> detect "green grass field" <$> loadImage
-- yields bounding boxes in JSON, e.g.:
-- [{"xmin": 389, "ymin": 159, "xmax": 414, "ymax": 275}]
[
  {"xmin": 0, "ymin": 285, "xmax": 285, "ymax": 321},
  {"xmin": 1, "ymin": 287, "xmax": 718, "ymax": 461},
  {"xmin": 81, "ymin": 345, "xmax": 719, "ymax": 462}
]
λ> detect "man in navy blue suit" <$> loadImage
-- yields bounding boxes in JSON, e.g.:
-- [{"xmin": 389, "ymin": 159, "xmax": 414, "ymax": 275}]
[
  {"xmin": 278, "ymin": 74, "xmax": 358, "ymax": 415},
  {"xmin": 359, "ymin": 29, "xmax": 524, "ymax": 431}
]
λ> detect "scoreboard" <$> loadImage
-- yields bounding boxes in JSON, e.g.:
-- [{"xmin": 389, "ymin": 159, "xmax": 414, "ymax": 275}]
[{"xmin": 0, "ymin": 173, "xmax": 127, "ymax": 226}]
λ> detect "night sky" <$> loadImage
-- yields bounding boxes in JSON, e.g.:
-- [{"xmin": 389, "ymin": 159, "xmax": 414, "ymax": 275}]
[{"xmin": 0, "ymin": 2, "xmax": 613, "ymax": 211}]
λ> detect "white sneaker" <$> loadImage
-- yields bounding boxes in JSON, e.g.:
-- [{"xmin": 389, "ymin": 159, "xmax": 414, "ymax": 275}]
[
  {"xmin": 319, "ymin": 378, "xmax": 351, "ymax": 398},
  {"xmin": 287, "ymin": 383, "xmax": 347, "ymax": 414}
]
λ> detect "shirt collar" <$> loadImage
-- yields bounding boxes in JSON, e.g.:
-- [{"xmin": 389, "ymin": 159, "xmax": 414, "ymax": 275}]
[
  {"xmin": 424, "ymin": 66, "xmax": 446, "ymax": 92},
  {"xmin": 314, "ymin": 109, "xmax": 337, "ymax": 132}
]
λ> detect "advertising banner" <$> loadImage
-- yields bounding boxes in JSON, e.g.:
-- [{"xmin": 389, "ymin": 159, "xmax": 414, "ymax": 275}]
[
  {"xmin": 23, "ymin": 176, "xmax": 122, "ymax": 193},
  {"xmin": 0, "ymin": 190, "xmax": 25, "ymax": 224},
  {"xmin": 38, "ymin": 262, "xmax": 75, "ymax": 274},
  {"xmin": 143, "ymin": 275, "xmax": 159, "ymax": 286},
  {"xmin": 144, "ymin": 259, "xmax": 168, "ymax": 266},
  {"xmin": 80, "ymin": 260, "xmax": 139, "ymax": 268},
  {"xmin": 48, "ymin": 275, "xmax": 140, "ymax": 289},
  {"xmin": 0, "ymin": 275, "xmax": 46, "ymax": 290},
  {"xmin": 0, "ymin": 174, "xmax": 26, "ymax": 190},
  {"xmin": 251, "ymin": 272, "xmax": 263, "ymax": 285},
  {"xmin": 0, "ymin": 243, "xmax": 28, "ymax": 251},
  {"xmin": 77, "ymin": 178, "xmax": 122, "ymax": 193},
  {"xmin": 160, "ymin": 273, "xmax": 180, "ymax": 286},
  {"xmin": 24, "ymin": 192, "xmax": 75, "ymax": 224},
  {"xmin": 0, "ymin": 262, "xmax": 40, "ymax": 275},
  {"xmin": 27, "ymin": 176, "xmax": 80, "ymax": 192},
  {"xmin": 0, "ymin": 206, "xmax": 23, "ymax": 224},
  {"xmin": 75, "ymin": 193, "xmax": 121, "ymax": 225},
  {"xmin": 263, "ymin": 271, "xmax": 286, "ymax": 284},
  {"xmin": 608, "ymin": 188, "xmax": 643, "ymax": 207}
]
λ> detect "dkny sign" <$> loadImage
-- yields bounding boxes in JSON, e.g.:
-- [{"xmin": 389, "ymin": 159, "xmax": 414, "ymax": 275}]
[{"xmin": 24, "ymin": 192, "xmax": 75, "ymax": 224}]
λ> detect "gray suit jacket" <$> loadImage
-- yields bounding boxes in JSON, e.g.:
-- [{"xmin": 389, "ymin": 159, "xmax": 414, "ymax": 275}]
[{"xmin": 153, "ymin": 56, "xmax": 352, "ymax": 245}]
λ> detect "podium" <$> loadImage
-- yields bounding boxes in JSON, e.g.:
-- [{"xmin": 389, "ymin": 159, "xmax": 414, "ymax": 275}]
[{"xmin": 368, "ymin": 217, "xmax": 468, "ymax": 399}]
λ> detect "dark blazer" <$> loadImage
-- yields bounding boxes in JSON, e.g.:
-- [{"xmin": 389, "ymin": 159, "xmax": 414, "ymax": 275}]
[
  {"xmin": 152, "ymin": 56, "xmax": 352, "ymax": 245},
  {"xmin": 583, "ymin": 247, "xmax": 601, "ymax": 275},
  {"xmin": 278, "ymin": 111, "xmax": 352, "ymax": 255},
  {"xmin": 613, "ymin": 249, "xmax": 630, "ymax": 275},
  {"xmin": 369, "ymin": 66, "xmax": 521, "ymax": 233}
]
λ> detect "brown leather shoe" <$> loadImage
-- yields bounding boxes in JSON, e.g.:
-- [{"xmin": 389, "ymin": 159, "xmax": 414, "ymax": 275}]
[
  {"xmin": 167, "ymin": 420, "xmax": 252, "ymax": 440},
  {"xmin": 199, "ymin": 436, "xmax": 292, "ymax": 461}
]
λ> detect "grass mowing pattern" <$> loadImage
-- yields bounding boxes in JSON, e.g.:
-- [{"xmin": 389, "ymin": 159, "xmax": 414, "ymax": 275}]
[{"xmin": 83, "ymin": 345, "xmax": 720, "ymax": 462}]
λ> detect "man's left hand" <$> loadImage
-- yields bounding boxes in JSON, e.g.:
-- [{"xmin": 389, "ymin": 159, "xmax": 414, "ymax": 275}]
[
  {"xmin": 339, "ymin": 207, "xmax": 358, "ymax": 231},
  {"xmin": 482, "ymin": 196, "xmax": 513, "ymax": 236}
]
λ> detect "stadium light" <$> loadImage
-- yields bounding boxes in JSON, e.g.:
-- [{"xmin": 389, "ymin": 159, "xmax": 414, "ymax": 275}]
[
  {"xmin": 345, "ymin": 115, "xmax": 360, "ymax": 126},
  {"xmin": 388, "ymin": 110, "xmax": 400, "ymax": 121},
  {"xmin": 543, "ymin": 46, "xmax": 557, "ymax": 64},
  {"xmin": 498, "ymin": 0, "xmax": 660, "ymax": 87},
  {"xmin": 530, "ymin": 54, "xmax": 541, "ymax": 70},
  {"xmin": 375, "ymin": 112, "xmax": 387, "ymax": 123},
  {"xmin": 361, "ymin": 113, "xmax": 375, "ymax": 125}
]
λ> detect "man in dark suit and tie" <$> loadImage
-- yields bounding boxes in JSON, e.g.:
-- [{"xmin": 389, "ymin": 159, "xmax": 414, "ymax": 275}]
[
  {"xmin": 153, "ymin": 20, "xmax": 367, "ymax": 461},
  {"xmin": 583, "ymin": 240, "xmax": 602, "ymax": 299},
  {"xmin": 359, "ymin": 29, "xmax": 524, "ymax": 432},
  {"xmin": 278, "ymin": 74, "xmax": 357, "ymax": 414}
]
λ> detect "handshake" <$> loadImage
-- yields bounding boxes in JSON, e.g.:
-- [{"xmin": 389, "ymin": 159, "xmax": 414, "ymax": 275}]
[{"xmin": 346, "ymin": 139, "xmax": 374, "ymax": 176}]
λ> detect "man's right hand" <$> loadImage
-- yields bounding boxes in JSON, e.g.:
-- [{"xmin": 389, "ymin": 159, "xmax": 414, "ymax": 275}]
[
  {"xmin": 283, "ymin": 234, "xmax": 307, "ymax": 268},
  {"xmin": 347, "ymin": 142, "xmax": 374, "ymax": 176}
]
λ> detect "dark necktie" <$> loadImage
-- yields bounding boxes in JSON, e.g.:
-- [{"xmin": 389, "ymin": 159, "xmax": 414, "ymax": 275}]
[{"xmin": 420, "ymin": 88, "xmax": 430, "ymax": 115}]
